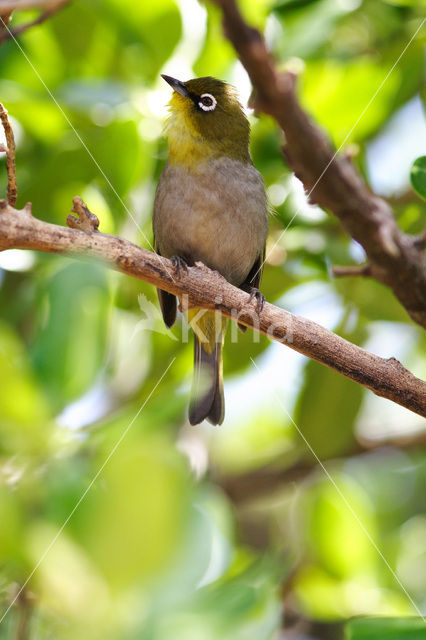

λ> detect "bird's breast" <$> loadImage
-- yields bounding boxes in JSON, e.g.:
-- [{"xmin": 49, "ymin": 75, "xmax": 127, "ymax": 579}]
[{"xmin": 153, "ymin": 158, "xmax": 268, "ymax": 286}]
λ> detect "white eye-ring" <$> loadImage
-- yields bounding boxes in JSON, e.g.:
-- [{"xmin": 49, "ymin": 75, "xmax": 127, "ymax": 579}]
[{"xmin": 198, "ymin": 93, "xmax": 217, "ymax": 112}]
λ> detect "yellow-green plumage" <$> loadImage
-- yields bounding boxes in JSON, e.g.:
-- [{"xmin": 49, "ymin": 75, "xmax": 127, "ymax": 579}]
[{"xmin": 153, "ymin": 75, "xmax": 268, "ymax": 425}]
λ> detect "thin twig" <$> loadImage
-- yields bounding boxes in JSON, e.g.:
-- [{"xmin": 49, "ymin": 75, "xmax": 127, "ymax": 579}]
[
  {"xmin": 11, "ymin": 587, "xmax": 32, "ymax": 640},
  {"xmin": 0, "ymin": 0, "xmax": 65, "ymax": 11},
  {"xmin": 0, "ymin": 198, "xmax": 424, "ymax": 416},
  {"xmin": 0, "ymin": 10, "xmax": 12, "ymax": 24},
  {"xmin": 332, "ymin": 264, "xmax": 372, "ymax": 278},
  {"xmin": 0, "ymin": 0, "xmax": 70, "ymax": 44},
  {"xmin": 0, "ymin": 103, "xmax": 17, "ymax": 205}
]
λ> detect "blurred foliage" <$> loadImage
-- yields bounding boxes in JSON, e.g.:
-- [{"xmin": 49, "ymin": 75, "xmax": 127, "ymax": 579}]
[
  {"xmin": 346, "ymin": 617, "xmax": 426, "ymax": 639},
  {"xmin": 0, "ymin": 0, "xmax": 425, "ymax": 638},
  {"xmin": 411, "ymin": 156, "xmax": 426, "ymax": 199}
]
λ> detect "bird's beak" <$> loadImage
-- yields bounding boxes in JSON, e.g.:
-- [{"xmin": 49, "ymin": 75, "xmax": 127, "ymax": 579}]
[{"xmin": 161, "ymin": 74, "xmax": 190, "ymax": 98}]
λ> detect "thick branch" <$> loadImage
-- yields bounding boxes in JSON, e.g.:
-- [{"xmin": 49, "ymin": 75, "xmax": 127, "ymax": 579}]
[
  {"xmin": 0, "ymin": 200, "xmax": 425, "ymax": 416},
  {"xmin": 211, "ymin": 0, "xmax": 426, "ymax": 330}
]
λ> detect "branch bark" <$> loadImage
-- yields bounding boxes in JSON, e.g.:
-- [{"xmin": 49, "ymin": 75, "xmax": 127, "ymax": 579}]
[
  {"xmin": 0, "ymin": 103, "xmax": 17, "ymax": 205},
  {"xmin": 0, "ymin": 0, "xmax": 70, "ymax": 44},
  {"xmin": 211, "ymin": 0, "xmax": 426, "ymax": 330},
  {"xmin": 0, "ymin": 0, "xmax": 65, "ymax": 12},
  {"xmin": 0, "ymin": 198, "xmax": 425, "ymax": 417}
]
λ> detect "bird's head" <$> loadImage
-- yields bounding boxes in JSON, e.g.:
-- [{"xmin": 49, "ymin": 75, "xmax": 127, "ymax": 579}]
[{"xmin": 161, "ymin": 75, "xmax": 251, "ymax": 167}]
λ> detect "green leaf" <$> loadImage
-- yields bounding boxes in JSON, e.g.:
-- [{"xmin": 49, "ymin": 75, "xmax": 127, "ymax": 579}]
[
  {"xmin": 0, "ymin": 321, "xmax": 52, "ymax": 455},
  {"xmin": 273, "ymin": 0, "xmax": 354, "ymax": 60},
  {"xmin": 410, "ymin": 156, "xmax": 426, "ymax": 200},
  {"xmin": 31, "ymin": 261, "xmax": 109, "ymax": 410},
  {"xmin": 300, "ymin": 58, "xmax": 399, "ymax": 145},
  {"xmin": 76, "ymin": 434, "xmax": 191, "ymax": 590},
  {"xmin": 302, "ymin": 476, "xmax": 376, "ymax": 580},
  {"xmin": 382, "ymin": 0, "xmax": 426, "ymax": 5},
  {"xmin": 293, "ymin": 356, "xmax": 364, "ymax": 459},
  {"xmin": 346, "ymin": 617, "xmax": 426, "ymax": 640},
  {"xmin": 194, "ymin": 5, "xmax": 235, "ymax": 79},
  {"xmin": 153, "ymin": 557, "xmax": 282, "ymax": 640},
  {"xmin": 195, "ymin": 0, "xmax": 272, "ymax": 79},
  {"xmin": 335, "ymin": 277, "xmax": 411, "ymax": 324},
  {"xmin": 103, "ymin": 0, "xmax": 182, "ymax": 82}
]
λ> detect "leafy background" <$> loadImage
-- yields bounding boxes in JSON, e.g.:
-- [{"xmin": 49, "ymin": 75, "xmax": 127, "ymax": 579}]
[{"xmin": 0, "ymin": 0, "xmax": 425, "ymax": 638}]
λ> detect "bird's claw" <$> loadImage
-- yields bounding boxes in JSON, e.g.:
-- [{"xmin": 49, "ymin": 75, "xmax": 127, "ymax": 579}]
[
  {"xmin": 171, "ymin": 255, "xmax": 189, "ymax": 276},
  {"xmin": 248, "ymin": 287, "xmax": 265, "ymax": 314}
]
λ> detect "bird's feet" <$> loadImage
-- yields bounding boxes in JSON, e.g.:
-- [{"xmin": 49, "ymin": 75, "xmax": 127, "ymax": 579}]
[
  {"xmin": 247, "ymin": 287, "xmax": 265, "ymax": 314},
  {"xmin": 170, "ymin": 255, "xmax": 189, "ymax": 277}
]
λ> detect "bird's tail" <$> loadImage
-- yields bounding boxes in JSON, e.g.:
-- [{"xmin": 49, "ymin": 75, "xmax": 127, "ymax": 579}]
[{"xmin": 188, "ymin": 310, "xmax": 225, "ymax": 426}]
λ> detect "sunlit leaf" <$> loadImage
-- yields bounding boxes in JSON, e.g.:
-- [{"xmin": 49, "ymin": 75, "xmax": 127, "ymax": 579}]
[
  {"xmin": 0, "ymin": 321, "xmax": 52, "ymax": 454},
  {"xmin": 300, "ymin": 58, "xmax": 400, "ymax": 145},
  {"xmin": 194, "ymin": 4, "xmax": 235, "ymax": 79},
  {"xmin": 382, "ymin": 0, "xmax": 426, "ymax": 5},
  {"xmin": 301, "ymin": 475, "xmax": 377, "ymax": 580},
  {"xmin": 346, "ymin": 617, "xmax": 426, "ymax": 639}
]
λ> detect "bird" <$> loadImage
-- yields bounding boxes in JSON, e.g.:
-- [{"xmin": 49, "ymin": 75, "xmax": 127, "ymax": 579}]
[{"xmin": 153, "ymin": 75, "xmax": 268, "ymax": 426}]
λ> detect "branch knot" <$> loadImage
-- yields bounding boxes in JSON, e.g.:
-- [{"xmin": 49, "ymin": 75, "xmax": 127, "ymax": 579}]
[{"xmin": 67, "ymin": 196, "xmax": 99, "ymax": 232}]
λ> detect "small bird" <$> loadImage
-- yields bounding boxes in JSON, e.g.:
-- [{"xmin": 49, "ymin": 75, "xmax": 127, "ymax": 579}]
[{"xmin": 153, "ymin": 75, "xmax": 268, "ymax": 425}]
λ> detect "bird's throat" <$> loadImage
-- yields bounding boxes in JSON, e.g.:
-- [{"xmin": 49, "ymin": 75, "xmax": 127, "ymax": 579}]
[
  {"xmin": 164, "ymin": 108, "xmax": 249, "ymax": 169},
  {"xmin": 165, "ymin": 110, "xmax": 217, "ymax": 169}
]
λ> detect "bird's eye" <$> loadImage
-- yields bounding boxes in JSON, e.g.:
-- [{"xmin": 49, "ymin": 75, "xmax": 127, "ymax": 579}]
[{"xmin": 198, "ymin": 93, "xmax": 217, "ymax": 112}]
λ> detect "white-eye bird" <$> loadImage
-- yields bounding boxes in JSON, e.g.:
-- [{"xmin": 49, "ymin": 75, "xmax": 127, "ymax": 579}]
[{"xmin": 153, "ymin": 75, "xmax": 268, "ymax": 425}]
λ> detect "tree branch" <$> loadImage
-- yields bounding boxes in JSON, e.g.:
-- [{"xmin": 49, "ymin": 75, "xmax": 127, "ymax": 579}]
[
  {"xmin": 210, "ymin": 0, "xmax": 426, "ymax": 330},
  {"xmin": 14, "ymin": 588, "xmax": 32, "ymax": 640},
  {"xmin": 0, "ymin": 198, "xmax": 425, "ymax": 416},
  {"xmin": 0, "ymin": 103, "xmax": 17, "ymax": 205},
  {"xmin": 0, "ymin": 0, "xmax": 70, "ymax": 44},
  {"xmin": 219, "ymin": 428, "xmax": 426, "ymax": 503},
  {"xmin": 332, "ymin": 263, "xmax": 372, "ymax": 278},
  {"xmin": 0, "ymin": 0, "xmax": 65, "ymax": 12}
]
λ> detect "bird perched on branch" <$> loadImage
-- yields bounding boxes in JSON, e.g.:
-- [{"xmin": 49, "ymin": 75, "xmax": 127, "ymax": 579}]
[{"xmin": 153, "ymin": 75, "xmax": 268, "ymax": 426}]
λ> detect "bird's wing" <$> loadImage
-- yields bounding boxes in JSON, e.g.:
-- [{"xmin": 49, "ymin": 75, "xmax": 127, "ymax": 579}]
[
  {"xmin": 154, "ymin": 236, "xmax": 177, "ymax": 328},
  {"xmin": 242, "ymin": 249, "xmax": 265, "ymax": 292},
  {"xmin": 237, "ymin": 249, "xmax": 265, "ymax": 333}
]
